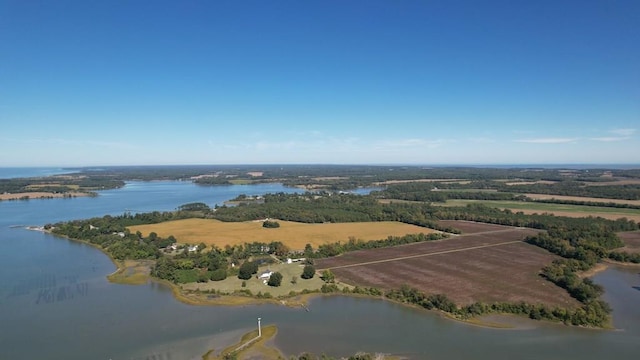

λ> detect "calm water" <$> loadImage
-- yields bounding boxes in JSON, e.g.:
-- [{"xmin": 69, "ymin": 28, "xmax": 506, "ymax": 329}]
[
  {"xmin": 0, "ymin": 181, "xmax": 639, "ymax": 359},
  {"xmin": 0, "ymin": 167, "xmax": 79, "ymax": 179}
]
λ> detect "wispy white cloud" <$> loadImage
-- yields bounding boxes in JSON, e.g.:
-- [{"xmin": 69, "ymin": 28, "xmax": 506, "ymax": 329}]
[
  {"xmin": 515, "ymin": 138, "xmax": 578, "ymax": 144},
  {"xmin": 609, "ymin": 128, "xmax": 636, "ymax": 136},
  {"xmin": 589, "ymin": 136, "xmax": 630, "ymax": 142},
  {"xmin": 589, "ymin": 128, "xmax": 636, "ymax": 142}
]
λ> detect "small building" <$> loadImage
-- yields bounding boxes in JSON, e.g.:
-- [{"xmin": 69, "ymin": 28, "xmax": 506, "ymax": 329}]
[
  {"xmin": 259, "ymin": 271, "xmax": 273, "ymax": 280},
  {"xmin": 188, "ymin": 245, "xmax": 198, "ymax": 252}
]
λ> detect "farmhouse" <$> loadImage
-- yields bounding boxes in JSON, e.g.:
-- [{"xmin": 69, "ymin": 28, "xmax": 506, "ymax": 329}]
[
  {"xmin": 258, "ymin": 271, "xmax": 273, "ymax": 279},
  {"xmin": 286, "ymin": 258, "xmax": 306, "ymax": 264}
]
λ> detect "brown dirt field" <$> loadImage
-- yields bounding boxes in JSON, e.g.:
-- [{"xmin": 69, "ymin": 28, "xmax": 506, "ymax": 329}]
[
  {"xmin": 0, "ymin": 192, "xmax": 89, "ymax": 200},
  {"xmin": 437, "ymin": 220, "xmax": 517, "ymax": 234},
  {"xmin": 316, "ymin": 227, "xmax": 540, "ymax": 268},
  {"xmin": 524, "ymin": 193, "xmax": 640, "ymax": 206},
  {"xmin": 617, "ymin": 231, "xmax": 640, "ymax": 254},
  {"xmin": 129, "ymin": 219, "xmax": 438, "ymax": 250},
  {"xmin": 512, "ymin": 209, "xmax": 640, "ymax": 223},
  {"xmin": 316, "ymin": 227, "xmax": 579, "ymax": 307}
]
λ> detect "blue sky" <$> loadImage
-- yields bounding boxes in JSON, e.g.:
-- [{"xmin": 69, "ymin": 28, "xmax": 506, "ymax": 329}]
[{"xmin": 1, "ymin": 0, "xmax": 638, "ymax": 166}]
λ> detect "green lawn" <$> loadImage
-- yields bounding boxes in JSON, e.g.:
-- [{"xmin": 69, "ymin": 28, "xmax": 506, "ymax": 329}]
[{"xmin": 181, "ymin": 262, "xmax": 336, "ymax": 297}]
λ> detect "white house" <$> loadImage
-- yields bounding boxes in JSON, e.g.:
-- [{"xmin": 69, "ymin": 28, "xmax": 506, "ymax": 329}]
[{"xmin": 259, "ymin": 271, "xmax": 273, "ymax": 280}]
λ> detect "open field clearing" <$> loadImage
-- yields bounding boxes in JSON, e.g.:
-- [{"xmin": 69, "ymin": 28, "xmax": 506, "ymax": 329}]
[
  {"xmin": 583, "ymin": 179, "xmax": 640, "ymax": 186},
  {"xmin": 182, "ymin": 262, "xmax": 328, "ymax": 297},
  {"xmin": 315, "ymin": 225, "xmax": 578, "ymax": 307},
  {"xmin": 523, "ymin": 193, "xmax": 640, "ymax": 206},
  {"xmin": 617, "ymin": 231, "xmax": 640, "ymax": 254},
  {"xmin": 129, "ymin": 219, "xmax": 438, "ymax": 250},
  {"xmin": 439, "ymin": 199, "xmax": 640, "ymax": 221},
  {"xmin": 509, "ymin": 209, "xmax": 640, "ymax": 222}
]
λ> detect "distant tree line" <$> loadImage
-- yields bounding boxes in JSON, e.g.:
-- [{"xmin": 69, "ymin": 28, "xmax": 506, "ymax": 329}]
[{"xmin": 498, "ymin": 182, "xmax": 640, "ymax": 200}]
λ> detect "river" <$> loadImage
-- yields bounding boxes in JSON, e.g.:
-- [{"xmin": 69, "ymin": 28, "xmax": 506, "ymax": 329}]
[{"xmin": 0, "ymin": 180, "xmax": 638, "ymax": 359}]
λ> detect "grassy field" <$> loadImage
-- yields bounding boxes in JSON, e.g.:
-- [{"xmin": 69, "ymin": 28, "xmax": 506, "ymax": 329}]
[
  {"xmin": 522, "ymin": 193, "xmax": 640, "ymax": 206},
  {"xmin": 107, "ymin": 260, "xmax": 153, "ymax": 285},
  {"xmin": 181, "ymin": 262, "xmax": 336, "ymax": 297},
  {"xmin": 439, "ymin": 199, "xmax": 640, "ymax": 221},
  {"xmin": 129, "ymin": 219, "xmax": 437, "ymax": 250}
]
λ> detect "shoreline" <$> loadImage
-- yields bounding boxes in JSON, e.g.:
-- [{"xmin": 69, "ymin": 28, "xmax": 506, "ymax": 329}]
[
  {"xmin": 0, "ymin": 191, "xmax": 92, "ymax": 201},
  {"xmin": 44, "ymin": 229, "xmax": 624, "ymax": 331}
]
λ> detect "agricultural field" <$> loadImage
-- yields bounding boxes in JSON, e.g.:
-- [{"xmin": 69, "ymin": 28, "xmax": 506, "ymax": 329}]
[
  {"xmin": 523, "ymin": 193, "xmax": 640, "ymax": 206},
  {"xmin": 129, "ymin": 219, "xmax": 439, "ymax": 250},
  {"xmin": 617, "ymin": 231, "xmax": 640, "ymax": 254},
  {"xmin": 439, "ymin": 199, "xmax": 640, "ymax": 222},
  {"xmin": 316, "ymin": 222, "xmax": 579, "ymax": 307}
]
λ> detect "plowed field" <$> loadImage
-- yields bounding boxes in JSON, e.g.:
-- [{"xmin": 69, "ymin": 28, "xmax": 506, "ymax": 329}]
[
  {"xmin": 617, "ymin": 231, "xmax": 640, "ymax": 254},
  {"xmin": 316, "ymin": 221, "xmax": 579, "ymax": 307}
]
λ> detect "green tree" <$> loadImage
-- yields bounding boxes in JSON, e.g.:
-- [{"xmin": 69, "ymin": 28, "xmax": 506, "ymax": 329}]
[
  {"xmin": 301, "ymin": 265, "xmax": 315, "ymax": 279},
  {"xmin": 238, "ymin": 261, "xmax": 258, "ymax": 280},
  {"xmin": 304, "ymin": 243, "xmax": 314, "ymax": 258},
  {"xmin": 262, "ymin": 220, "xmax": 280, "ymax": 228},
  {"xmin": 267, "ymin": 272, "xmax": 283, "ymax": 287},
  {"xmin": 321, "ymin": 269, "xmax": 335, "ymax": 283},
  {"xmin": 210, "ymin": 268, "xmax": 227, "ymax": 281}
]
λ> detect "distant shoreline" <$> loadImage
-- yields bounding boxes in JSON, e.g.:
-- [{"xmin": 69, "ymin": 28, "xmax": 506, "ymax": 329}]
[{"xmin": 0, "ymin": 191, "xmax": 92, "ymax": 201}]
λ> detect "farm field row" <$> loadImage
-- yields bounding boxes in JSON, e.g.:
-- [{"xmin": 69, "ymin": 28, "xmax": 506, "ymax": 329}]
[
  {"xmin": 128, "ymin": 219, "xmax": 439, "ymax": 250},
  {"xmin": 523, "ymin": 193, "xmax": 640, "ymax": 206},
  {"xmin": 439, "ymin": 199, "xmax": 640, "ymax": 222},
  {"xmin": 316, "ymin": 222, "xmax": 577, "ymax": 307},
  {"xmin": 617, "ymin": 231, "xmax": 640, "ymax": 254}
]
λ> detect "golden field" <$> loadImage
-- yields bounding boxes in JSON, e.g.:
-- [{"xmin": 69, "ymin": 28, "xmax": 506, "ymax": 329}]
[{"xmin": 129, "ymin": 219, "xmax": 438, "ymax": 250}]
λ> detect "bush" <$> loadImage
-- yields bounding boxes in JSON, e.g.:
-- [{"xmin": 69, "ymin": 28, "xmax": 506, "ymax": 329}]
[
  {"xmin": 262, "ymin": 220, "xmax": 280, "ymax": 228},
  {"xmin": 238, "ymin": 261, "xmax": 258, "ymax": 280},
  {"xmin": 301, "ymin": 265, "xmax": 315, "ymax": 279},
  {"xmin": 267, "ymin": 272, "xmax": 283, "ymax": 287},
  {"xmin": 210, "ymin": 268, "xmax": 227, "ymax": 281}
]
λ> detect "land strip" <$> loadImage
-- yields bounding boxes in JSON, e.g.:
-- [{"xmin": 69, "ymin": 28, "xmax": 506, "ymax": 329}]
[
  {"xmin": 0, "ymin": 191, "xmax": 90, "ymax": 200},
  {"xmin": 523, "ymin": 193, "xmax": 640, "ymax": 206},
  {"xmin": 439, "ymin": 199, "xmax": 640, "ymax": 222}
]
